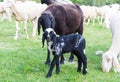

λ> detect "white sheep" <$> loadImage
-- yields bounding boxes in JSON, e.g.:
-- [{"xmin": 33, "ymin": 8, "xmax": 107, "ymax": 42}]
[
  {"xmin": 80, "ymin": 5, "xmax": 97, "ymax": 25},
  {"xmin": 102, "ymin": 11, "xmax": 120, "ymax": 73},
  {"xmin": 0, "ymin": 2, "xmax": 11, "ymax": 22},
  {"xmin": 4, "ymin": 0, "xmax": 48, "ymax": 40},
  {"xmin": 96, "ymin": 5, "xmax": 110, "ymax": 25},
  {"xmin": 103, "ymin": 4, "xmax": 120, "ymax": 28}
]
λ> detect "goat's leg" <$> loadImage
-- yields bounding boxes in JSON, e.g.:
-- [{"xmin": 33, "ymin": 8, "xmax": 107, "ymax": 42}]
[
  {"xmin": 81, "ymin": 52, "xmax": 87, "ymax": 75},
  {"xmin": 76, "ymin": 55, "xmax": 82, "ymax": 72},
  {"xmin": 46, "ymin": 55, "xmax": 59, "ymax": 78},
  {"xmin": 24, "ymin": 20, "xmax": 29, "ymax": 39},
  {"xmin": 68, "ymin": 52, "xmax": 74, "ymax": 62},
  {"xmin": 45, "ymin": 49, "xmax": 51, "ymax": 65},
  {"xmin": 14, "ymin": 21, "xmax": 19, "ymax": 40},
  {"xmin": 60, "ymin": 55, "xmax": 64, "ymax": 64}
]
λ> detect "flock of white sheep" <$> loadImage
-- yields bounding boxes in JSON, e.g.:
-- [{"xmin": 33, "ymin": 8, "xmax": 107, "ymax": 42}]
[
  {"xmin": 0, "ymin": 0, "xmax": 48, "ymax": 40},
  {"xmin": 80, "ymin": 3, "xmax": 120, "ymax": 27},
  {"xmin": 0, "ymin": 0, "xmax": 120, "ymax": 74}
]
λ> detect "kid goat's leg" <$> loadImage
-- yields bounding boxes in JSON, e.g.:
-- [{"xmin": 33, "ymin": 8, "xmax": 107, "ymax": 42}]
[
  {"xmin": 60, "ymin": 55, "xmax": 65, "ymax": 64},
  {"xmin": 68, "ymin": 52, "xmax": 74, "ymax": 62},
  {"xmin": 81, "ymin": 51, "xmax": 87, "ymax": 75},
  {"xmin": 76, "ymin": 55, "xmax": 82, "ymax": 72},
  {"xmin": 56, "ymin": 56, "xmax": 60, "ymax": 74},
  {"xmin": 46, "ymin": 55, "xmax": 59, "ymax": 78},
  {"xmin": 45, "ymin": 49, "xmax": 51, "ymax": 65}
]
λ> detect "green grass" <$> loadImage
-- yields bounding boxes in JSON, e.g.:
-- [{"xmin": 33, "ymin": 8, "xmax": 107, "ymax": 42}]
[{"xmin": 0, "ymin": 19, "xmax": 120, "ymax": 82}]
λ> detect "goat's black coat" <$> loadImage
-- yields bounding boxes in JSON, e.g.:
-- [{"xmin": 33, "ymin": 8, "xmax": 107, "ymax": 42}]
[
  {"xmin": 38, "ymin": 4, "xmax": 83, "ymax": 35},
  {"xmin": 41, "ymin": 0, "xmax": 55, "ymax": 5},
  {"xmin": 38, "ymin": 4, "xmax": 84, "ymax": 64},
  {"xmin": 42, "ymin": 28, "xmax": 87, "ymax": 77}
]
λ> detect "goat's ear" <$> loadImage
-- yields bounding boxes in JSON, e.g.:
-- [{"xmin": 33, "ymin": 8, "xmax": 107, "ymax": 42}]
[
  {"xmin": 42, "ymin": 33, "xmax": 46, "ymax": 48},
  {"xmin": 38, "ymin": 17, "xmax": 42, "ymax": 35},
  {"xmin": 51, "ymin": 17, "xmax": 55, "ymax": 29}
]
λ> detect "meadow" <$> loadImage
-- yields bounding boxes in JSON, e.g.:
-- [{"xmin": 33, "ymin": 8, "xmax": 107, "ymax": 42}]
[{"xmin": 0, "ymin": 19, "xmax": 120, "ymax": 82}]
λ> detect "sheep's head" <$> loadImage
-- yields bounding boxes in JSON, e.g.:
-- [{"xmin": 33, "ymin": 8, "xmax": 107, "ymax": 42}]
[
  {"xmin": 38, "ymin": 12, "xmax": 55, "ymax": 35},
  {"xmin": 102, "ymin": 51, "xmax": 113, "ymax": 72},
  {"xmin": 42, "ymin": 28, "xmax": 56, "ymax": 48}
]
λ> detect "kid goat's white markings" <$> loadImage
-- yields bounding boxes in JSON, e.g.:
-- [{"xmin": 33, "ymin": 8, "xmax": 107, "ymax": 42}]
[
  {"xmin": 48, "ymin": 41, "xmax": 53, "ymax": 53},
  {"xmin": 75, "ymin": 36, "xmax": 84, "ymax": 47},
  {"xmin": 46, "ymin": 28, "xmax": 56, "ymax": 34}
]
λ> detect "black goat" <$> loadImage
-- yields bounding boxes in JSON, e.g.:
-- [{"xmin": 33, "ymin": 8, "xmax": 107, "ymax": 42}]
[
  {"xmin": 42, "ymin": 28, "xmax": 87, "ymax": 77},
  {"xmin": 38, "ymin": 4, "xmax": 84, "ymax": 65}
]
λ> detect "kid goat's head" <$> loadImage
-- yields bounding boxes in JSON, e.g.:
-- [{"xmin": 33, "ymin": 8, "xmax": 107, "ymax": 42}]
[{"xmin": 42, "ymin": 28, "xmax": 56, "ymax": 48}]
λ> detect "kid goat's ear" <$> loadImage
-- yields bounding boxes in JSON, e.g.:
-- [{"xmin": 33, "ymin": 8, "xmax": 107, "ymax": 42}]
[{"xmin": 42, "ymin": 33, "xmax": 46, "ymax": 48}]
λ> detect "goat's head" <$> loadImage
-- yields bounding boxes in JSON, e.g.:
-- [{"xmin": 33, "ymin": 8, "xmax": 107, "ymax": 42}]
[
  {"xmin": 38, "ymin": 12, "xmax": 55, "ymax": 35},
  {"xmin": 102, "ymin": 51, "xmax": 113, "ymax": 72},
  {"xmin": 42, "ymin": 28, "xmax": 56, "ymax": 48}
]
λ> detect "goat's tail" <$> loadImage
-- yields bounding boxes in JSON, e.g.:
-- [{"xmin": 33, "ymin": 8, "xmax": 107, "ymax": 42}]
[
  {"xmin": 95, "ymin": 50, "xmax": 104, "ymax": 56},
  {"xmin": 38, "ymin": 17, "xmax": 41, "ymax": 35}
]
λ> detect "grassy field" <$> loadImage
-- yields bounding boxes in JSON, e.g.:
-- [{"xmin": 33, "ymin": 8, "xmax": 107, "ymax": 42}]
[{"xmin": 0, "ymin": 19, "xmax": 120, "ymax": 82}]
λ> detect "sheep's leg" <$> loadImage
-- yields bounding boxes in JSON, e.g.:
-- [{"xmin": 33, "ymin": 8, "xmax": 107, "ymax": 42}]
[
  {"xmin": 6, "ymin": 9, "xmax": 12, "ymax": 22},
  {"xmin": 100, "ymin": 17, "xmax": 103, "ymax": 25},
  {"xmin": 92, "ymin": 19, "xmax": 95, "ymax": 26},
  {"xmin": 97, "ymin": 16, "xmax": 100, "ymax": 24},
  {"xmin": 14, "ymin": 21, "xmax": 19, "ymax": 40},
  {"xmin": 68, "ymin": 52, "xmax": 74, "ymax": 62},
  {"xmin": 45, "ymin": 49, "xmax": 51, "ymax": 65},
  {"xmin": 87, "ymin": 18, "xmax": 90, "ymax": 25},
  {"xmin": 32, "ymin": 20, "xmax": 37, "ymax": 38},
  {"xmin": 46, "ymin": 55, "xmax": 59, "ymax": 78},
  {"xmin": 84, "ymin": 18, "xmax": 88, "ymax": 25},
  {"xmin": 60, "ymin": 55, "xmax": 64, "ymax": 64},
  {"xmin": 0, "ymin": 13, "xmax": 6, "ymax": 22},
  {"xmin": 24, "ymin": 20, "xmax": 29, "ymax": 39}
]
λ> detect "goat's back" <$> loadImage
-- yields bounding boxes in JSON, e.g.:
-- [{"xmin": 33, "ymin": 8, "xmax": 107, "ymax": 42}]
[{"xmin": 45, "ymin": 4, "xmax": 83, "ymax": 35}]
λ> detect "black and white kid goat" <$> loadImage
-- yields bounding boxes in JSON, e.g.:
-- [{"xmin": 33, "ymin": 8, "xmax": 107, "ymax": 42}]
[{"xmin": 42, "ymin": 28, "xmax": 87, "ymax": 77}]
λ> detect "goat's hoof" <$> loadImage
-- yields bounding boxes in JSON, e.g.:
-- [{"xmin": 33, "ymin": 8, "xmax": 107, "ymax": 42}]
[
  {"xmin": 77, "ymin": 69, "xmax": 81, "ymax": 72},
  {"xmin": 83, "ymin": 71, "xmax": 87, "ymax": 75},
  {"xmin": 46, "ymin": 74, "xmax": 52, "ymax": 78},
  {"xmin": 45, "ymin": 62, "xmax": 51, "ymax": 66},
  {"xmin": 56, "ymin": 70, "xmax": 60, "ymax": 74}
]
